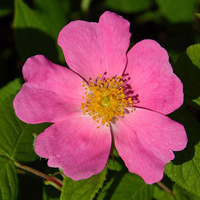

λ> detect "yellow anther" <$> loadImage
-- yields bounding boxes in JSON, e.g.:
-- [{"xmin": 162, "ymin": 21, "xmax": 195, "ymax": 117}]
[{"xmin": 81, "ymin": 74, "xmax": 133, "ymax": 127}]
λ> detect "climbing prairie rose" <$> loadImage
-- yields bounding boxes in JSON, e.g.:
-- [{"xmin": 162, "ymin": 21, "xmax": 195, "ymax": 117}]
[{"xmin": 13, "ymin": 11, "xmax": 187, "ymax": 184}]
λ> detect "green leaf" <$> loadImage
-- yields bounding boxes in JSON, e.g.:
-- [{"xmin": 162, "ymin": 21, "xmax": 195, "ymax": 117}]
[
  {"xmin": 60, "ymin": 167, "xmax": 108, "ymax": 200},
  {"xmin": 13, "ymin": 0, "xmax": 68, "ymax": 63},
  {"xmin": 97, "ymin": 172, "xmax": 153, "ymax": 200},
  {"xmin": 105, "ymin": 0, "xmax": 152, "ymax": 13},
  {"xmin": 152, "ymin": 183, "xmax": 200, "ymax": 200},
  {"xmin": 193, "ymin": 97, "xmax": 200, "ymax": 106},
  {"xmin": 173, "ymin": 44, "xmax": 200, "ymax": 108},
  {"xmin": 156, "ymin": 0, "xmax": 197, "ymax": 23},
  {"xmin": 173, "ymin": 183, "xmax": 200, "ymax": 200},
  {"xmin": 153, "ymin": 184, "xmax": 174, "ymax": 200},
  {"xmin": 153, "ymin": 183, "xmax": 200, "ymax": 200},
  {"xmin": 0, "ymin": 94, "xmax": 50, "ymax": 162},
  {"xmin": 186, "ymin": 44, "xmax": 200, "ymax": 107},
  {"xmin": 98, "ymin": 150, "xmax": 153, "ymax": 200},
  {"xmin": 43, "ymin": 185, "xmax": 60, "ymax": 200},
  {"xmin": 0, "ymin": 0, "xmax": 14, "ymax": 17},
  {"xmin": 195, "ymin": 13, "xmax": 200, "ymax": 18},
  {"xmin": 0, "ymin": 94, "xmax": 50, "ymax": 199},
  {"xmin": 0, "ymin": 78, "xmax": 22, "ymax": 105},
  {"xmin": 187, "ymin": 44, "xmax": 200, "ymax": 68},
  {"xmin": 107, "ymin": 149, "xmax": 124, "ymax": 172},
  {"xmin": 165, "ymin": 107, "xmax": 200, "ymax": 197},
  {"xmin": 81, "ymin": 0, "xmax": 92, "ymax": 12},
  {"xmin": 0, "ymin": 158, "xmax": 18, "ymax": 200}
]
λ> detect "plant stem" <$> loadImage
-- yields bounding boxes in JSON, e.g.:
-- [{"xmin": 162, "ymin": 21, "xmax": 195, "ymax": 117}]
[
  {"xmin": 157, "ymin": 181, "xmax": 173, "ymax": 194},
  {"xmin": 14, "ymin": 161, "xmax": 63, "ymax": 190}
]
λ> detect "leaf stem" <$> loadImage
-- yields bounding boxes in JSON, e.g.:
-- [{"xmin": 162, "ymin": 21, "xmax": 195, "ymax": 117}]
[
  {"xmin": 14, "ymin": 161, "xmax": 63, "ymax": 190},
  {"xmin": 156, "ymin": 181, "xmax": 173, "ymax": 194}
]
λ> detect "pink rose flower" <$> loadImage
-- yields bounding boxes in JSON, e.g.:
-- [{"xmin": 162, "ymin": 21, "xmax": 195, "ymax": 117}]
[{"xmin": 13, "ymin": 11, "xmax": 187, "ymax": 184}]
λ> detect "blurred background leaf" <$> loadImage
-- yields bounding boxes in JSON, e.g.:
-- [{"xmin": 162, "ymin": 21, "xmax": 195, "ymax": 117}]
[
  {"xmin": 155, "ymin": 0, "xmax": 197, "ymax": 23},
  {"xmin": 0, "ymin": 0, "xmax": 14, "ymax": 17},
  {"xmin": 13, "ymin": 0, "xmax": 70, "ymax": 64},
  {"xmin": 81, "ymin": 0, "xmax": 92, "ymax": 12},
  {"xmin": 105, "ymin": 0, "xmax": 152, "ymax": 13}
]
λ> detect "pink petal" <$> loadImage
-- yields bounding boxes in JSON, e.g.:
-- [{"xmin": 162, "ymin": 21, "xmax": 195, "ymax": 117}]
[
  {"xmin": 35, "ymin": 114, "xmax": 111, "ymax": 180},
  {"xmin": 126, "ymin": 39, "xmax": 183, "ymax": 115},
  {"xmin": 13, "ymin": 55, "xmax": 85, "ymax": 124},
  {"xmin": 113, "ymin": 108, "xmax": 187, "ymax": 184},
  {"xmin": 58, "ymin": 11, "xmax": 131, "ymax": 80}
]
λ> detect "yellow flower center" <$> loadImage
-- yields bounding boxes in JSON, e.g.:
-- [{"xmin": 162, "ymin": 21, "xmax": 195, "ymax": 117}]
[{"xmin": 81, "ymin": 74, "xmax": 134, "ymax": 128}]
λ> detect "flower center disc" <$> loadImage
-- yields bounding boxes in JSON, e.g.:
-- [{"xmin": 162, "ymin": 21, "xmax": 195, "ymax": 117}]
[
  {"xmin": 101, "ymin": 96, "xmax": 110, "ymax": 107},
  {"xmin": 81, "ymin": 74, "xmax": 133, "ymax": 127}
]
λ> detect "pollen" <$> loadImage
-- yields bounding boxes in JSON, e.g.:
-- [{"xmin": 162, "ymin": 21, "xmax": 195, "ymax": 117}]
[{"xmin": 81, "ymin": 73, "xmax": 134, "ymax": 127}]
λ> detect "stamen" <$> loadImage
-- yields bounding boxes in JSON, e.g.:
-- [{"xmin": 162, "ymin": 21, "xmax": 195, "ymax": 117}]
[{"xmin": 81, "ymin": 73, "xmax": 138, "ymax": 127}]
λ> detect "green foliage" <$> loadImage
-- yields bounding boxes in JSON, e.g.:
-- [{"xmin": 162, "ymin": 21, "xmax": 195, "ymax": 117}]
[
  {"xmin": 0, "ymin": 158, "xmax": 18, "ymax": 200},
  {"xmin": 105, "ymin": 0, "xmax": 152, "ymax": 13},
  {"xmin": 193, "ymin": 97, "xmax": 200, "ymax": 106},
  {"xmin": 0, "ymin": 78, "xmax": 22, "ymax": 104},
  {"xmin": 60, "ymin": 167, "xmax": 107, "ymax": 200},
  {"xmin": 0, "ymin": 0, "xmax": 13, "ymax": 17},
  {"xmin": 187, "ymin": 44, "xmax": 200, "ymax": 67},
  {"xmin": 186, "ymin": 44, "xmax": 200, "ymax": 107},
  {"xmin": 98, "ymin": 150, "xmax": 154, "ymax": 199},
  {"xmin": 173, "ymin": 44, "xmax": 200, "ymax": 108},
  {"xmin": 81, "ymin": 0, "xmax": 92, "ymax": 12},
  {"xmin": 173, "ymin": 183, "xmax": 200, "ymax": 200},
  {"xmin": 165, "ymin": 107, "xmax": 200, "ymax": 197},
  {"xmin": 43, "ymin": 185, "xmax": 60, "ymax": 200},
  {"xmin": 153, "ymin": 184, "xmax": 171, "ymax": 200},
  {"xmin": 152, "ymin": 183, "xmax": 200, "ymax": 200},
  {"xmin": 2, "ymin": 0, "xmax": 200, "ymax": 199},
  {"xmin": 97, "ymin": 172, "xmax": 153, "ymax": 200},
  {"xmin": 195, "ymin": 13, "xmax": 200, "ymax": 18},
  {"xmin": 0, "ymin": 95, "xmax": 49, "ymax": 162},
  {"xmin": 0, "ymin": 91, "xmax": 50, "ymax": 200},
  {"xmin": 13, "ymin": 0, "xmax": 68, "ymax": 63},
  {"xmin": 156, "ymin": 0, "xmax": 197, "ymax": 23}
]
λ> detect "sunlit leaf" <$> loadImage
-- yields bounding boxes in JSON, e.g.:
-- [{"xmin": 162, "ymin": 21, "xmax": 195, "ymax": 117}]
[{"xmin": 187, "ymin": 44, "xmax": 200, "ymax": 68}]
